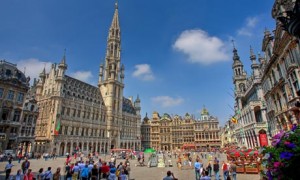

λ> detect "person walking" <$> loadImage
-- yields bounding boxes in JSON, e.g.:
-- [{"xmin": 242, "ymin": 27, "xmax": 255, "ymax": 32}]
[
  {"xmin": 43, "ymin": 167, "xmax": 53, "ymax": 180},
  {"xmin": 53, "ymin": 167, "xmax": 61, "ymax": 180},
  {"xmin": 21, "ymin": 158, "xmax": 30, "ymax": 174},
  {"xmin": 5, "ymin": 160, "xmax": 14, "ymax": 180},
  {"xmin": 206, "ymin": 162, "xmax": 212, "ymax": 177},
  {"xmin": 213, "ymin": 160, "xmax": 220, "ymax": 180},
  {"xmin": 194, "ymin": 159, "xmax": 202, "ymax": 180},
  {"xmin": 222, "ymin": 161, "xmax": 229, "ymax": 180},
  {"xmin": 81, "ymin": 165, "xmax": 89, "ymax": 180},
  {"xmin": 229, "ymin": 161, "xmax": 237, "ymax": 180},
  {"xmin": 24, "ymin": 169, "xmax": 34, "ymax": 180},
  {"xmin": 14, "ymin": 169, "xmax": 24, "ymax": 180},
  {"xmin": 36, "ymin": 168, "xmax": 44, "ymax": 180}
]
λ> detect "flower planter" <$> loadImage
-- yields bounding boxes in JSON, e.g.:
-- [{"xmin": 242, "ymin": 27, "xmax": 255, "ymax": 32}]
[
  {"xmin": 236, "ymin": 164, "xmax": 245, "ymax": 174},
  {"xmin": 245, "ymin": 167, "xmax": 259, "ymax": 174}
]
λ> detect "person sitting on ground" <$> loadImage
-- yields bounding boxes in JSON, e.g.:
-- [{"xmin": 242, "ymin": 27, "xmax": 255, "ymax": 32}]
[
  {"xmin": 200, "ymin": 170, "xmax": 211, "ymax": 180},
  {"xmin": 163, "ymin": 170, "xmax": 178, "ymax": 180}
]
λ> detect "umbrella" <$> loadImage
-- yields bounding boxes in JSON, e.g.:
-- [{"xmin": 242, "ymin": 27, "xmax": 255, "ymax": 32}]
[
  {"xmin": 247, "ymin": 150, "xmax": 259, "ymax": 156},
  {"xmin": 144, "ymin": 148, "xmax": 156, "ymax": 153},
  {"xmin": 229, "ymin": 151, "xmax": 245, "ymax": 157}
]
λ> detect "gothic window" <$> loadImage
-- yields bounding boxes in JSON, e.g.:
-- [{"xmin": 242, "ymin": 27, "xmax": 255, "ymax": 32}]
[
  {"xmin": 61, "ymin": 107, "xmax": 65, "ymax": 115},
  {"xmin": 28, "ymin": 115, "xmax": 33, "ymax": 124},
  {"xmin": 23, "ymin": 115, "xmax": 27, "ymax": 122},
  {"xmin": 0, "ymin": 88, "xmax": 3, "ymax": 98},
  {"xmin": 1, "ymin": 109, "xmax": 9, "ymax": 121},
  {"xmin": 17, "ymin": 92, "xmax": 24, "ymax": 102},
  {"xmin": 66, "ymin": 108, "xmax": 70, "ymax": 116},
  {"xmin": 30, "ymin": 105, "xmax": 34, "ymax": 111},
  {"xmin": 13, "ymin": 110, "xmax": 21, "ymax": 122},
  {"xmin": 7, "ymin": 90, "xmax": 14, "ymax": 100},
  {"xmin": 72, "ymin": 109, "xmax": 76, "ymax": 117}
]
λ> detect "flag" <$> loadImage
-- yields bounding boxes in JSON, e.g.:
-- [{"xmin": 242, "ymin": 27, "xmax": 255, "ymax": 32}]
[
  {"xmin": 54, "ymin": 119, "xmax": 61, "ymax": 135},
  {"xmin": 231, "ymin": 117, "xmax": 238, "ymax": 124}
]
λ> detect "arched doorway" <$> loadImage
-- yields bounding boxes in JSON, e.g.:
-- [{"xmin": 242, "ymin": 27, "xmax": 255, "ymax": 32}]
[
  {"xmin": 258, "ymin": 129, "xmax": 268, "ymax": 147},
  {"xmin": 111, "ymin": 139, "xmax": 116, "ymax": 150},
  {"xmin": 67, "ymin": 142, "xmax": 71, "ymax": 154},
  {"xmin": 59, "ymin": 142, "xmax": 65, "ymax": 156}
]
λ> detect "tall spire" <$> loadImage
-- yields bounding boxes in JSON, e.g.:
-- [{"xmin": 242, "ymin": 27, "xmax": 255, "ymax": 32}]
[{"xmin": 110, "ymin": 1, "xmax": 120, "ymax": 34}]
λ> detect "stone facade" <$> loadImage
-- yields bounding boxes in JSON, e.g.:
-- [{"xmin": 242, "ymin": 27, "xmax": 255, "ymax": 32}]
[
  {"xmin": 34, "ymin": 3, "xmax": 141, "ymax": 155},
  {"xmin": 141, "ymin": 107, "xmax": 221, "ymax": 151},
  {"xmin": 0, "ymin": 60, "xmax": 30, "ymax": 152},
  {"xmin": 231, "ymin": 45, "xmax": 269, "ymax": 149},
  {"xmin": 261, "ymin": 27, "xmax": 300, "ymax": 137}
]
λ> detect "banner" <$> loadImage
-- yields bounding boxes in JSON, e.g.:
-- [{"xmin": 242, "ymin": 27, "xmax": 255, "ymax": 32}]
[{"xmin": 259, "ymin": 133, "xmax": 268, "ymax": 146}]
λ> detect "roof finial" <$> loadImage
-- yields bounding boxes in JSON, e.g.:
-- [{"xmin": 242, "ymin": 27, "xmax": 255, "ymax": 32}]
[
  {"xmin": 115, "ymin": 0, "xmax": 118, "ymax": 9},
  {"xmin": 250, "ymin": 45, "xmax": 254, "ymax": 56},
  {"xmin": 231, "ymin": 39, "xmax": 236, "ymax": 49}
]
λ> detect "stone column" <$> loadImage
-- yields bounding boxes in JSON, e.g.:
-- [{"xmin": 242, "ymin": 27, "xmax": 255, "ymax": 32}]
[{"xmin": 70, "ymin": 140, "xmax": 74, "ymax": 154}]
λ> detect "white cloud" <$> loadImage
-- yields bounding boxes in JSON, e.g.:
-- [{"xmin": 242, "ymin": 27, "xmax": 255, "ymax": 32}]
[
  {"xmin": 16, "ymin": 58, "xmax": 52, "ymax": 82},
  {"xmin": 173, "ymin": 29, "xmax": 230, "ymax": 65},
  {"xmin": 237, "ymin": 16, "xmax": 259, "ymax": 36},
  {"xmin": 152, "ymin": 96, "xmax": 184, "ymax": 108},
  {"xmin": 132, "ymin": 64, "xmax": 154, "ymax": 81},
  {"xmin": 70, "ymin": 71, "xmax": 93, "ymax": 82}
]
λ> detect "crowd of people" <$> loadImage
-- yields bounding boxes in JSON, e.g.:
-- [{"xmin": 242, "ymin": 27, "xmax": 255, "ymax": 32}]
[{"xmin": 4, "ymin": 152, "xmax": 131, "ymax": 180}]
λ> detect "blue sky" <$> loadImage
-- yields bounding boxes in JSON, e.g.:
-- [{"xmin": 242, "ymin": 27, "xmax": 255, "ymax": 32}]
[{"xmin": 0, "ymin": 0, "xmax": 275, "ymax": 125}]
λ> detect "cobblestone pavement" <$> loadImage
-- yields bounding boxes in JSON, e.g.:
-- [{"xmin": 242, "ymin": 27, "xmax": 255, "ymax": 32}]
[{"xmin": 0, "ymin": 153, "xmax": 260, "ymax": 180}]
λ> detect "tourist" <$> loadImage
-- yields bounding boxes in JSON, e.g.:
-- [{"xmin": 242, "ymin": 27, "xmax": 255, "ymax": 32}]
[
  {"xmin": 222, "ymin": 161, "xmax": 229, "ymax": 180},
  {"xmin": 194, "ymin": 159, "xmax": 201, "ymax": 180},
  {"xmin": 97, "ymin": 159, "xmax": 102, "ymax": 179},
  {"xmin": 36, "ymin": 168, "xmax": 44, "ymax": 180},
  {"xmin": 72, "ymin": 162, "xmax": 80, "ymax": 180},
  {"xmin": 5, "ymin": 160, "xmax": 14, "ymax": 180},
  {"xmin": 18, "ymin": 153, "xmax": 22, "ymax": 163},
  {"xmin": 120, "ymin": 169, "xmax": 128, "ymax": 180},
  {"xmin": 200, "ymin": 170, "xmax": 211, "ymax": 180},
  {"xmin": 101, "ymin": 162, "xmax": 110, "ymax": 179},
  {"xmin": 14, "ymin": 169, "xmax": 24, "ymax": 180},
  {"xmin": 108, "ymin": 167, "xmax": 117, "ymax": 180},
  {"xmin": 163, "ymin": 170, "xmax": 178, "ymax": 180},
  {"xmin": 21, "ymin": 158, "xmax": 30, "ymax": 174},
  {"xmin": 229, "ymin": 161, "xmax": 237, "ymax": 180},
  {"xmin": 43, "ymin": 167, "xmax": 53, "ymax": 180},
  {"xmin": 66, "ymin": 168, "xmax": 73, "ymax": 180},
  {"xmin": 53, "ymin": 167, "xmax": 61, "ymax": 180},
  {"xmin": 24, "ymin": 169, "xmax": 34, "ymax": 180},
  {"xmin": 81, "ymin": 165, "xmax": 89, "ymax": 180},
  {"xmin": 213, "ymin": 160, "xmax": 220, "ymax": 180},
  {"xmin": 91, "ymin": 164, "xmax": 98, "ymax": 180},
  {"xmin": 206, "ymin": 162, "xmax": 212, "ymax": 177}
]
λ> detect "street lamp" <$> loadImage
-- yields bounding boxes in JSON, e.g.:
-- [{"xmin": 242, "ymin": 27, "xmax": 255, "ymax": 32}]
[{"xmin": 272, "ymin": 0, "xmax": 300, "ymax": 38}]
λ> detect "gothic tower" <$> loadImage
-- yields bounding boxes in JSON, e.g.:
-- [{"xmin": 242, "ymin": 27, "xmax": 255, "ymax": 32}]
[
  {"xmin": 99, "ymin": 2, "xmax": 124, "ymax": 148},
  {"xmin": 232, "ymin": 45, "xmax": 247, "ymax": 111}
]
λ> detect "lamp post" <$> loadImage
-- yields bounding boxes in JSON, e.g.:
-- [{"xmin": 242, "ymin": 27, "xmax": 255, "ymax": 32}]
[{"xmin": 272, "ymin": 0, "xmax": 300, "ymax": 38}]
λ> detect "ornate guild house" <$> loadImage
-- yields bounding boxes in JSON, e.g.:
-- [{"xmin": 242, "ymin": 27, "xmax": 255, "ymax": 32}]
[
  {"xmin": 141, "ymin": 107, "xmax": 221, "ymax": 151},
  {"xmin": 34, "ymin": 3, "xmax": 141, "ymax": 155}
]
